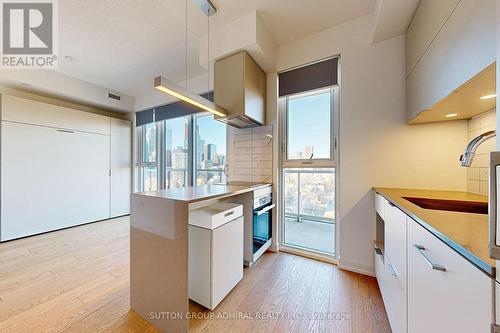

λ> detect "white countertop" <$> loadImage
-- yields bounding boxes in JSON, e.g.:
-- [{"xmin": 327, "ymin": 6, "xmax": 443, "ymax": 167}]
[{"xmin": 133, "ymin": 183, "xmax": 271, "ymax": 203}]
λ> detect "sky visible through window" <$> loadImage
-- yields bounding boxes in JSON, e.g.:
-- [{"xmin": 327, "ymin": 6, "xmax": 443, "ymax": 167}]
[
  {"xmin": 196, "ymin": 114, "xmax": 226, "ymax": 153},
  {"xmin": 287, "ymin": 90, "xmax": 331, "ymax": 159}
]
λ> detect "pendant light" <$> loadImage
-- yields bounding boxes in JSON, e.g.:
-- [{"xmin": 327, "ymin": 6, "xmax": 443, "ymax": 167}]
[{"xmin": 154, "ymin": 0, "xmax": 226, "ymax": 117}]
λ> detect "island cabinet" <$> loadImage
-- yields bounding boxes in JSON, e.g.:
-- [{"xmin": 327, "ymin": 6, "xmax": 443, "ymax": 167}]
[{"xmin": 373, "ymin": 192, "xmax": 494, "ymax": 333}]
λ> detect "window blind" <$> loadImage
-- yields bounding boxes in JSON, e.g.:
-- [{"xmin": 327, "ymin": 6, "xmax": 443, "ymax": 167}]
[{"xmin": 278, "ymin": 57, "xmax": 338, "ymax": 97}]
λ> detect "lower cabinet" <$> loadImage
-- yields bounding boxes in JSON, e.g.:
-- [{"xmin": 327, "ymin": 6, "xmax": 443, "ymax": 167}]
[
  {"xmin": 375, "ymin": 249, "xmax": 407, "ymax": 333},
  {"xmin": 408, "ymin": 218, "xmax": 493, "ymax": 333},
  {"xmin": 374, "ymin": 192, "xmax": 494, "ymax": 333},
  {"xmin": 189, "ymin": 216, "xmax": 244, "ymax": 310}
]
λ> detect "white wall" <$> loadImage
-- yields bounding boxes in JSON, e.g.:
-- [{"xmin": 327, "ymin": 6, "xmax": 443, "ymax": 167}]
[{"xmin": 273, "ymin": 15, "xmax": 468, "ymax": 275}]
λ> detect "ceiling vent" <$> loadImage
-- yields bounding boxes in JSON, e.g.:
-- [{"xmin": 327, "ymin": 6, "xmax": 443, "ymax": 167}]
[{"xmin": 108, "ymin": 92, "xmax": 121, "ymax": 101}]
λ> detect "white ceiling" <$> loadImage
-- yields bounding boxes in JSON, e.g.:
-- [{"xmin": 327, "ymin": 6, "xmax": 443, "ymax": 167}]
[
  {"xmin": 55, "ymin": 0, "xmax": 377, "ymax": 99},
  {"xmin": 58, "ymin": 0, "xmax": 209, "ymax": 97},
  {"xmin": 209, "ymin": 0, "xmax": 376, "ymax": 45}
]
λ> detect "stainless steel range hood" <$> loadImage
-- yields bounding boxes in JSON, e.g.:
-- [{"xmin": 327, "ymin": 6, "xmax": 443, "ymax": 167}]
[{"xmin": 214, "ymin": 51, "xmax": 266, "ymax": 129}]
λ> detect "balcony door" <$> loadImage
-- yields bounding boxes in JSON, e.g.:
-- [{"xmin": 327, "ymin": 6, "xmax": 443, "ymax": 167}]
[{"xmin": 280, "ymin": 86, "xmax": 339, "ymax": 258}]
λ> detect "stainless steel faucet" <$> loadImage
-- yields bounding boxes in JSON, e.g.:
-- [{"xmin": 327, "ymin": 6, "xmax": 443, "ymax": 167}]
[{"xmin": 460, "ymin": 130, "xmax": 496, "ymax": 167}]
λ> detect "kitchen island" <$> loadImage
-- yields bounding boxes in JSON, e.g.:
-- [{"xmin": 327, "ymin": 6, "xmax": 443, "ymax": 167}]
[{"xmin": 129, "ymin": 183, "xmax": 270, "ymax": 333}]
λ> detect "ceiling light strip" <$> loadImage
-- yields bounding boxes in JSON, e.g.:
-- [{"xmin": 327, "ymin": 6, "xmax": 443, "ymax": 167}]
[{"xmin": 154, "ymin": 76, "xmax": 227, "ymax": 117}]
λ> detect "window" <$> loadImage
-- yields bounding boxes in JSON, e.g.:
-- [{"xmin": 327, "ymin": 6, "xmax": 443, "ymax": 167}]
[
  {"xmin": 137, "ymin": 123, "xmax": 158, "ymax": 191},
  {"xmin": 194, "ymin": 114, "xmax": 227, "ymax": 185},
  {"xmin": 280, "ymin": 86, "xmax": 338, "ymax": 257},
  {"xmin": 164, "ymin": 117, "xmax": 189, "ymax": 189},
  {"xmin": 141, "ymin": 122, "xmax": 157, "ymax": 163},
  {"xmin": 285, "ymin": 88, "xmax": 333, "ymax": 161},
  {"xmin": 136, "ymin": 113, "xmax": 227, "ymax": 191}
]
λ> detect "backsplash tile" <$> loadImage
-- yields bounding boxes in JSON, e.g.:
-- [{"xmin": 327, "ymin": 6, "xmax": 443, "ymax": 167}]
[
  {"xmin": 466, "ymin": 109, "xmax": 496, "ymax": 195},
  {"xmin": 227, "ymin": 125, "xmax": 273, "ymax": 183}
]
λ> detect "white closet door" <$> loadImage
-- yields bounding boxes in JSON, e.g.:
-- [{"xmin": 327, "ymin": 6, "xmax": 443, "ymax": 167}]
[
  {"xmin": 1, "ymin": 121, "xmax": 110, "ymax": 241},
  {"xmin": 110, "ymin": 118, "xmax": 131, "ymax": 217}
]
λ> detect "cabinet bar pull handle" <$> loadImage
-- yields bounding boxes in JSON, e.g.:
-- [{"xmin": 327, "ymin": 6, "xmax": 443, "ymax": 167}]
[
  {"xmin": 413, "ymin": 244, "xmax": 446, "ymax": 272},
  {"xmin": 224, "ymin": 211, "xmax": 234, "ymax": 217},
  {"xmin": 387, "ymin": 262, "xmax": 397, "ymax": 276},
  {"xmin": 56, "ymin": 129, "xmax": 74, "ymax": 134},
  {"xmin": 256, "ymin": 204, "xmax": 275, "ymax": 216}
]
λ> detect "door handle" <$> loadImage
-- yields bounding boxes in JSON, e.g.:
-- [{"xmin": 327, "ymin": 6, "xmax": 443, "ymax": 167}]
[
  {"xmin": 413, "ymin": 244, "xmax": 446, "ymax": 272},
  {"xmin": 489, "ymin": 152, "xmax": 500, "ymax": 259},
  {"xmin": 256, "ymin": 204, "xmax": 275, "ymax": 216},
  {"xmin": 387, "ymin": 262, "xmax": 397, "ymax": 277}
]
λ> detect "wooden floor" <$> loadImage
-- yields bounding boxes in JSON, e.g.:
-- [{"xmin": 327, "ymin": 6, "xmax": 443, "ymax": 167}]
[{"xmin": 0, "ymin": 217, "xmax": 391, "ymax": 333}]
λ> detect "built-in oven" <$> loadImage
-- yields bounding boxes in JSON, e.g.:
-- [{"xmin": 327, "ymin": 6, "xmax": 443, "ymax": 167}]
[{"xmin": 253, "ymin": 193, "xmax": 274, "ymax": 255}]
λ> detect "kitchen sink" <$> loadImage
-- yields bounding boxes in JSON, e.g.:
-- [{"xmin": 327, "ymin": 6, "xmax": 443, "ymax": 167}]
[{"xmin": 402, "ymin": 197, "xmax": 488, "ymax": 215}]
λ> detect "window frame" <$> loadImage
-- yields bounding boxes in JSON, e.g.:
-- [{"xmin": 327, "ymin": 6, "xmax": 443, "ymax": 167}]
[
  {"xmin": 136, "ymin": 123, "xmax": 160, "ymax": 192},
  {"xmin": 192, "ymin": 112, "xmax": 227, "ymax": 186},
  {"xmin": 136, "ymin": 112, "xmax": 227, "ymax": 190},
  {"xmin": 282, "ymin": 86, "xmax": 338, "ymax": 168}
]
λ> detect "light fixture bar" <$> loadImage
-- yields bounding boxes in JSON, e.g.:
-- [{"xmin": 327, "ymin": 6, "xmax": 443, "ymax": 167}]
[{"xmin": 154, "ymin": 76, "xmax": 227, "ymax": 117}]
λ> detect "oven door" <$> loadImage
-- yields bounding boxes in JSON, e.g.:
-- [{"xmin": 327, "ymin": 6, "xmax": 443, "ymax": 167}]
[{"xmin": 253, "ymin": 203, "xmax": 275, "ymax": 254}]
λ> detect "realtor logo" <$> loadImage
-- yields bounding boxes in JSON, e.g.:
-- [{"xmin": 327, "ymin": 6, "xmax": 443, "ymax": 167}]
[{"xmin": 1, "ymin": 0, "xmax": 58, "ymax": 68}]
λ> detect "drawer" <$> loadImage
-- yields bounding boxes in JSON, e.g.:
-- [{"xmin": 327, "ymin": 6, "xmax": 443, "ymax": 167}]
[
  {"xmin": 408, "ymin": 219, "xmax": 493, "ymax": 333},
  {"xmin": 189, "ymin": 202, "xmax": 243, "ymax": 229},
  {"xmin": 384, "ymin": 201, "xmax": 407, "ymax": 293},
  {"xmin": 382, "ymin": 256, "xmax": 407, "ymax": 333},
  {"xmin": 374, "ymin": 192, "xmax": 386, "ymax": 219}
]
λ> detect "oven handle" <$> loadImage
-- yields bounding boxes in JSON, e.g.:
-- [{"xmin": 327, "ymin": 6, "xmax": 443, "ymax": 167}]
[{"xmin": 256, "ymin": 204, "xmax": 275, "ymax": 216}]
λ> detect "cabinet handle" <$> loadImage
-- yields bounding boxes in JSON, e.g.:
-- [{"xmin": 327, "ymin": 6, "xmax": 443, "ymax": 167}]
[
  {"xmin": 256, "ymin": 204, "xmax": 275, "ymax": 216},
  {"xmin": 224, "ymin": 211, "xmax": 234, "ymax": 217},
  {"xmin": 56, "ymin": 129, "xmax": 74, "ymax": 134},
  {"xmin": 413, "ymin": 244, "xmax": 446, "ymax": 272},
  {"xmin": 387, "ymin": 262, "xmax": 397, "ymax": 277}
]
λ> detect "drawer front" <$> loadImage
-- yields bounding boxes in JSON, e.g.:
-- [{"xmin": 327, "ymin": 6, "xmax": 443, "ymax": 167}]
[
  {"xmin": 375, "ymin": 247, "xmax": 386, "ymax": 291},
  {"xmin": 213, "ymin": 205, "xmax": 243, "ymax": 229},
  {"xmin": 383, "ymin": 256, "xmax": 407, "ymax": 333},
  {"xmin": 408, "ymin": 219, "xmax": 493, "ymax": 333},
  {"xmin": 384, "ymin": 201, "xmax": 407, "ymax": 293},
  {"xmin": 375, "ymin": 193, "xmax": 386, "ymax": 219}
]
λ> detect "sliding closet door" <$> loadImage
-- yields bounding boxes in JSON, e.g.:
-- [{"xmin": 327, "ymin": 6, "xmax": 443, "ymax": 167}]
[{"xmin": 1, "ymin": 121, "xmax": 110, "ymax": 241}]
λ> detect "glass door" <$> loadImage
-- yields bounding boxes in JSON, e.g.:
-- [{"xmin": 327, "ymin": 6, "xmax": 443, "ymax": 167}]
[{"xmin": 280, "ymin": 86, "xmax": 339, "ymax": 258}]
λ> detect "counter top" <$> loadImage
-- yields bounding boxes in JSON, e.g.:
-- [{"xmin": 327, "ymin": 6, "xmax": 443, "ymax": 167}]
[
  {"xmin": 134, "ymin": 183, "xmax": 271, "ymax": 203},
  {"xmin": 373, "ymin": 187, "xmax": 494, "ymax": 277}
]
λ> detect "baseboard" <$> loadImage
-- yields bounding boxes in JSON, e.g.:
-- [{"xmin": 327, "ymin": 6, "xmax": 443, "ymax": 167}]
[{"xmin": 338, "ymin": 259, "xmax": 375, "ymax": 277}]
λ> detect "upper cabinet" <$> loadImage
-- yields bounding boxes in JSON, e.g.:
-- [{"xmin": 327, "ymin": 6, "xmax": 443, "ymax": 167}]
[{"xmin": 406, "ymin": 0, "xmax": 496, "ymax": 123}]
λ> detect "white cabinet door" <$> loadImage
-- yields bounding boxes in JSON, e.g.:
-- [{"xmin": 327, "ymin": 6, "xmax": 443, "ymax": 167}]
[
  {"xmin": 374, "ymin": 193, "xmax": 385, "ymax": 219},
  {"xmin": 1, "ymin": 94, "xmax": 110, "ymax": 135},
  {"xmin": 1, "ymin": 121, "xmax": 110, "ymax": 240},
  {"xmin": 406, "ymin": 0, "xmax": 460, "ymax": 76},
  {"xmin": 383, "ymin": 257, "xmax": 407, "ymax": 333},
  {"xmin": 384, "ymin": 201, "xmax": 407, "ymax": 292},
  {"xmin": 212, "ymin": 216, "xmax": 244, "ymax": 307},
  {"xmin": 408, "ymin": 219, "xmax": 493, "ymax": 333},
  {"xmin": 110, "ymin": 118, "xmax": 131, "ymax": 217},
  {"xmin": 406, "ymin": 0, "xmax": 496, "ymax": 121}
]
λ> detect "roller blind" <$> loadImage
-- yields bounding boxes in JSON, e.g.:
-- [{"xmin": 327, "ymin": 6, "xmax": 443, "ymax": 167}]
[
  {"xmin": 135, "ymin": 92, "xmax": 214, "ymax": 126},
  {"xmin": 135, "ymin": 109, "xmax": 154, "ymax": 127},
  {"xmin": 279, "ymin": 57, "xmax": 338, "ymax": 97}
]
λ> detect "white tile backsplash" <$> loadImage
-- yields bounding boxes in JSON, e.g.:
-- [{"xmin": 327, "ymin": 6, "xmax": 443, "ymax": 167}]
[
  {"xmin": 466, "ymin": 109, "xmax": 496, "ymax": 195},
  {"xmin": 227, "ymin": 125, "xmax": 273, "ymax": 183}
]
